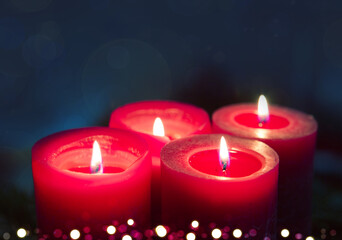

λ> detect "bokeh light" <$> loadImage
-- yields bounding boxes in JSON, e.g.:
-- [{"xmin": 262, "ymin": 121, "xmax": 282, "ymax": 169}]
[
  {"xmin": 107, "ymin": 225, "xmax": 116, "ymax": 235},
  {"xmin": 17, "ymin": 228, "xmax": 26, "ymax": 238},
  {"xmin": 191, "ymin": 220, "xmax": 199, "ymax": 229},
  {"xmin": 127, "ymin": 219, "xmax": 134, "ymax": 226},
  {"xmin": 305, "ymin": 237, "xmax": 314, "ymax": 240},
  {"xmin": 281, "ymin": 229, "xmax": 290, "ymax": 238},
  {"xmin": 3, "ymin": 232, "xmax": 10, "ymax": 240},
  {"xmin": 295, "ymin": 233, "xmax": 303, "ymax": 239},
  {"xmin": 232, "ymin": 229, "xmax": 242, "ymax": 238},
  {"xmin": 156, "ymin": 225, "xmax": 167, "ymax": 238},
  {"xmin": 122, "ymin": 235, "xmax": 132, "ymax": 240},
  {"xmin": 211, "ymin": 228, "xmax": 222, "ymax": 239},
  {"xmin": 186, "ymin": 232, "xmax": 196, "ymax": 240},
  {"xmin": 70, "ymin": 229, "xmax": 80, "ymax": 239}
]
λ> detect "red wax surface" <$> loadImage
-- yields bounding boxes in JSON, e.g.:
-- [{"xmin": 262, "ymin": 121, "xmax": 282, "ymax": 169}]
[
  {"xmin": 235, "ymin": 113, "xmax": 289, "ymax": 129},
  {"xmin": 161, "ymin": 134, "xmax": 279, "ymax": 239},
  {"xmin": 189, "ymin": 150, "xmax": 262, "ymax": 177},
  {"xmin": 109, "ymin": 100, "xmax": 211, "ymax": 223},
  {"xmin": 212, "ymin": 104, "xmax": 318, "ymax": 235},
  {"xmin": 32, "ymin": 127, "xmax": 151, "ymax": 237},
  {"xmin": 68, "ymin": 166, "xmax": 125, "ymax": 173}
]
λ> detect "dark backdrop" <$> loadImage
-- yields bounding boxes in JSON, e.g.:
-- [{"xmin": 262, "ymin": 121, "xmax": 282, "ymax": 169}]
[{"xmin": 0, "ymin": 0, "xmax": 341, "ymax": 238}]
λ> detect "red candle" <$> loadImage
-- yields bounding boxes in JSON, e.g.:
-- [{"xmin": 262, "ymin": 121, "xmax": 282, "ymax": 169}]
[
  {"xmin": 212, "ymin": 96, "xmax": 318, "ymax": 235},
  {"xmin": 109, "ymin": 100, "xmax": 211, "ymax": 222},
  {"xmin": 32, "ymin": 127, "xmax": 151, "ymax": 237},
  {"xmin": 161, "ymin": 134, "xmax": 279, "ymax": 239}
]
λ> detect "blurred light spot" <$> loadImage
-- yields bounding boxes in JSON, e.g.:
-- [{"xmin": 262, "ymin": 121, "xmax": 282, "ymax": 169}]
[
  {"xmin": 209, "ymin": 223, "xmax": 216, "ymax": 229},
  {"xmin": 232, "ymin": 229, "xmax": 242, "ymax": 238},
  {"xmin": 53, "ymin": 229, "xmax": 62, "ymax": 238},
  {"xmin": 118, "ymin": 224, "xmax": 127, "ymax": 233},
  {"xmin": 3, "ymin": 232, "xmax": 10, "ymax": 240},
  {"xmin": 83, "ymin": 227, "xmax": 90, "ymax": 234},
  {"xmin": 321, "ymin": 228, "xmax": 326, "ymax": 234},
  {"xmin": 249, "ymin": 229, "xmax": 257, "ymax": 237},
  {"xmin": 122, "ymin": 235, "xmax": 132, "ymax": 240},
  {"xmin": 107, "ymin": 46, "xmax": 130, "ymax": 69},
  {"xmin": 156, "ymin": 225, "xmax": 167, "ymax": 238},
  {"xmin": 144, "ymin": 229, "xmax": 154, "ymax": 238},
  {"xmin": 127, "ymin": 219, "xmax": 134, "ymax": 226},
  {"xmin": 306, "ymin": 237, "xmax": 314, "ymax": 240},
  {"xmin": 70, "ymin": 229, "xmax": 80, "ymax": 239},
  {"xmin": 264, "ymin": 237, "xmax": 271, "ymax": 240},
  {"xmin": 186, "ymin": 232, "xmax": 196, "ymax": 240},
  {"xmin": 211, "ymin": 229, "xmax": 222, "ymax": 239},
  {"xmin": 17, "ymin": 229, "xmax": 26, "ymax": 238},
  {"xmin": 85, "ymin": 234, "xmax": 92, "ymax": 240},
  {"xmin": 281, "ymin": 229, "xmax": 290, "ymax": 238},
  {"xmin": 0, "ymin": 18, "xmax": 25, "ymax": 49},
  {"xmin": 191, "ymin": 220, "xmax": 199, "ymax": 229},
  {"xmin": 177, "ymin": 231, "xmax": 184, "ymax": 237},
  {"xmin": 295, "ymin": 233, "xmax": 302, "ymax": 239},
  {"xmin": 107, "ymin": 226, "xmax": 116, "ymax": 235},
  {"xmin": 330, "ymin": 229, "xmax": 336, "ymax": 236}
]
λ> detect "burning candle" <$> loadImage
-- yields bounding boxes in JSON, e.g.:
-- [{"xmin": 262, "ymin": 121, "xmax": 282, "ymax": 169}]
[
  {"xmin": 161, "ymin": 134, "xmax": 279, "ymax": 239},
  {"xmin": 212, "ymin": 96, "xmax": 318, "ymax": 235},
  {"xmin": 109, "ymin": 100, "xmax": 211, "ymax": 223},
  {"xmin": 32, "ymin": 127, "xmax": 151, "ymax": 237}
]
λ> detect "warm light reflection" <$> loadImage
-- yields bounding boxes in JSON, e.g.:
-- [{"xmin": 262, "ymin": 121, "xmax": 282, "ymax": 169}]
[
  {"xmin": 258, "ymin": 94, "xmax": 269, "ymax": 124},
  {"xmin": 90, "ymin": 140, "xmax": 103, "ymax": 174},
  {"xmin": 153, "ymin": 117, "xmax": 165, "ymax": 137},
  {"xmin": 219, "ymin": 136, "xmax": 230, "ymax": 172}
]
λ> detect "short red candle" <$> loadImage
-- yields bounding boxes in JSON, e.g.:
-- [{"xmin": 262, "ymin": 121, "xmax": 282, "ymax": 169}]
[
  {"xmin": 212, "ymin": 104, "xmax": 318, "ymax": 235},
  {"xmin": 161, "ymin": 134, "xmax": 279, "ymax": 239},
  {"xmin": 32, "ymin": 127, "xmax": 151, "ymax": 237},
  {"xmin": 109, "ymin": 100, "xmax": 211, "ymax": 222}
]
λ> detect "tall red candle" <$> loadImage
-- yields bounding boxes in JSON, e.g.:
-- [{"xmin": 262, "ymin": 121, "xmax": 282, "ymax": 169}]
[
  {"xmin": 109, "ymin": 100, "xmax": 211, "ymax": 223},
  {"xmin": 32, "ymin": 127, "xmax": 151, "ymax": 237},
  {"xmin": 212, "ymin": 100, "xmax": 317, "ymax": 236},
  {"xmin": 161, "ymin": 134, "xmax": 279, "ymax": 239}
]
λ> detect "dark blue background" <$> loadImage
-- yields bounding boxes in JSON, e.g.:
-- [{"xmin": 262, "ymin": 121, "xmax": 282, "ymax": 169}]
[{"xmin": 0, "ymin": 0, "xmax": 341, "ymax": 237}]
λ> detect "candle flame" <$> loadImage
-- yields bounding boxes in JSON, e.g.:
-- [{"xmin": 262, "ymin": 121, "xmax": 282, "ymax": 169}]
[
  {"xmin": 258, "ymin": 94, "xmax": 269, "ymax": 123},
  {"xmin": 153, "ymin": 117, "xmax": 165, "ymax": 137},
  {"xmin": 90, "ymin": 140, "xmax": 103, "ymax": 174},
  {"xmin": 219, "ymin": 136, "xmax": 230, "ymax": 172}
]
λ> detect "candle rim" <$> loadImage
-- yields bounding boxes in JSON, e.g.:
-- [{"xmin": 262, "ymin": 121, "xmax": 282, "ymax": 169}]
[
  {"xmin": 161, "ymin": 134, "xmax": 279, "ymax": 182},
  {"xmin": 109, "ymin": 99, "xmax": 211, "ymax": 137},
  {"xmin": 32, "ymin": 127, "xmax": 150, "ymax": 181},
  {"xmin": 212, "ymin": 103, "xmax": 317, "ymax": 140}
]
